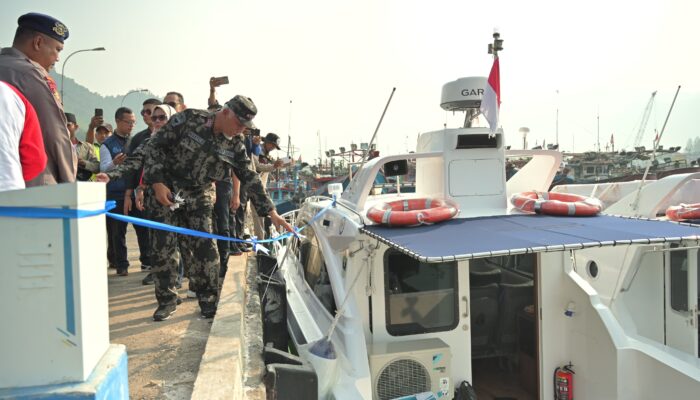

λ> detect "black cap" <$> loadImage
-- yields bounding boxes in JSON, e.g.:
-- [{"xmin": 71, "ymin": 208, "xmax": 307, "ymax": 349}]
[
  {"xmin": 64, "ymin": 112, "xmax": 77, "ymax": 124},
  {"xmin": 225, "ymin": 95, "xmax": 257, "ymax": 129},
  {"xmin": 96, "ymin": 122, "xmax": 113, "ymax": 132},
  {"xmin": 18, "ymin": 13, "xmax": 69, "ymax": 43},
  {"xmin": 262, "ymin": 133, "xmax": 281, "ymax": 150}
]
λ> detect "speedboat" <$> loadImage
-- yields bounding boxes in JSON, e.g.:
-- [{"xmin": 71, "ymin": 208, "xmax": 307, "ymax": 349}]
[{"xmin": 269, "ymin": 76, "xmax": 700, "ymax": 400}]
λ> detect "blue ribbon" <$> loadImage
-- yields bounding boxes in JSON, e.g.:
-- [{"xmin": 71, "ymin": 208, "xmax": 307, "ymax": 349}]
[{"xmin": 0, "ymin": 196, "xmax": 338, "ymax": 248}]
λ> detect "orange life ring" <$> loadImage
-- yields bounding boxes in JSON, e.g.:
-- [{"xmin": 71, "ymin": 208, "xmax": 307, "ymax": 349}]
[
  {"xmin": 366, "ymin": 198, "xmax": 458, "ymax": 226},
  {"xmin": 510, "ymin": 191, "xmax": 602, "ymax": 216},
  {"xmin": 666, "ymin": 203, "xmax": 700, "ymax": 221}
]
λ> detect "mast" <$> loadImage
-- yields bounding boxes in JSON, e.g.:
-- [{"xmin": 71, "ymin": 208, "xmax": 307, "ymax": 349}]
[
  {"xmin": 596, "ymin": 109, "xmax": 600, "ymax": 153},
  {"xmin": 555, "ymin": 89, "xmax": 559, "ymax": 147}
]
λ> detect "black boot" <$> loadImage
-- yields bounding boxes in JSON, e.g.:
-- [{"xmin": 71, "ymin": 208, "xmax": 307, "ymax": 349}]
[{"xmin": 153, "ymin": 304, "xmax": 176, "ymax": 321}]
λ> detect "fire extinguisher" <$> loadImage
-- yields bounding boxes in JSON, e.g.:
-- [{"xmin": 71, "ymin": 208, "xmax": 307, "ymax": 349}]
[{"xmin": 554, "ymin": 362, "xmax": 574, "ymax": 400}]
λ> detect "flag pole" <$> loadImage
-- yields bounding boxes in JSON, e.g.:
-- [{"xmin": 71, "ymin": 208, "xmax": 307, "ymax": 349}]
[{"xmin": 479, "ymin": 31, "xmax": 503, "ymax": 131}]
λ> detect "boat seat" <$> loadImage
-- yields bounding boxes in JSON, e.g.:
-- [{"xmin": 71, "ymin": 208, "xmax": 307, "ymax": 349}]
[
  {"xmin": 469, "ymin": 283, "xmax": 500, "ymax": 357},
  {"xmin": 500, "ymin": 269, "xmax": 531, "ymax": 285},
  {"xmin": 469, "ymin": 260, "xmax": 502, "ymax": 287},
  {"xmin": 494, "ymin": 281, "xmax": 534, "ymax": 356}
]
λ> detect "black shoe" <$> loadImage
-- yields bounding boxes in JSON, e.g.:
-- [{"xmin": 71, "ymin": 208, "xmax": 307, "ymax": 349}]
[
  {"xmin": 116, "ymin": 269, "xmax": 128, "ymax": 276},
  {"xmin": 153, "ymin": 304, "xmax": 176, "ymax": 321},
  {"xmin": 230, "ymin": 244, "xmax": 243, "ymax": 256},
  {"xmin": 176, "ymin": 297, "xmax": 183, "ymax": 305},
  {"xmin": 199, "ymin": 302, "xmax": 217, "ymax": 319},
  {"xmin": 141, "ymin": 273, "xmax": 154, "ymax": 285},
  {"xmin": 141, "ymin": 264, "xmax": 152, "ymax": 271}
]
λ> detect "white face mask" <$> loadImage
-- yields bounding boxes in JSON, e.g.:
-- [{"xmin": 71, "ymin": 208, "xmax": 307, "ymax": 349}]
[{"xmin": 223, "ymin": 133, "xmax": 234, "ymax": 141}]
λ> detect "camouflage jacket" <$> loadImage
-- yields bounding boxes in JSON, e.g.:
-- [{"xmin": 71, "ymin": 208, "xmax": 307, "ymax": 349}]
[
  {"xmin": 104, "ymin": 138, "xmax": 149, "ymax": 184},
  {"xmin": 141, "ymin": 109, "xmax": 274, "ymax": 216}
]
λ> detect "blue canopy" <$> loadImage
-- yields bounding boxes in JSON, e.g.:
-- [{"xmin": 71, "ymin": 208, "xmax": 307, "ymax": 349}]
[{"xmin": 361, "ymin": 214, "xmax": 700, "ymax": 263}]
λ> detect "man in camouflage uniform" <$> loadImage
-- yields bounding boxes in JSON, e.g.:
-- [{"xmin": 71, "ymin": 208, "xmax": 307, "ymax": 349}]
[{"xmin": 101, "ymin": 95, "xmax": 293, "ymax": 321}]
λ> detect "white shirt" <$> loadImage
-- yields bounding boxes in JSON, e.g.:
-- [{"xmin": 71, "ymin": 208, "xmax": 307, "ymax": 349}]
[{"xmin": 0, "ymin": 82, "xmax": 27, "ymax": 191}]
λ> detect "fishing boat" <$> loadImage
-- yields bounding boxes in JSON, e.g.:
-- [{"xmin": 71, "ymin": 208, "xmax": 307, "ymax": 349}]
[{"xmin": 266, "ymin": 38, "xmax": 700, "ymax": 400}]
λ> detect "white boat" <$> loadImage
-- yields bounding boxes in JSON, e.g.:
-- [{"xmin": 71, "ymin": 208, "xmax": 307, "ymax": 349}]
[
  {"xmin": 269, "ymin": 75, "xmax": 700, "ymax": 399},
  {"xmin": 550, "ymin": 172, "xmax": 700, "ymax": 219}
]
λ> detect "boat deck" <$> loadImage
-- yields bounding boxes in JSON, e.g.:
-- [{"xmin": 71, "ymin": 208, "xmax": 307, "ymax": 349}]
[{"xmin": 472, "ymin": 358, "xmax": 535, "ymax": 400}]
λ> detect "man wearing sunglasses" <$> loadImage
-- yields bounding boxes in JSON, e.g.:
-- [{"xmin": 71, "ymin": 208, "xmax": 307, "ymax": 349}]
[
  {"xmin": 101, "ymin": 95, "xmax": 294, "ymax": 321},
  {"xmin": 163, "ymin": 91, "xmax": 186, "ymax": 112}
]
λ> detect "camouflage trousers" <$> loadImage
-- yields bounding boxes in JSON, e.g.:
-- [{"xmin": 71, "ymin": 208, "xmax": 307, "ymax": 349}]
[{"xmin": 146, "ymin": 185, "xmax": 219, "ymax": 307}]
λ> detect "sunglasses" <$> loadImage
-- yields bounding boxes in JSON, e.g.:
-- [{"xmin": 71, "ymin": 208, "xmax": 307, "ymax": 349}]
[
  {"xmin": 151, "ymin": 115, "xmax": 168, "ymax": 122},
  {"xmin": 140, "ymin": 109, "xmax": 152, "ymax": 116},
  {"xmin": 165, "ymin": 101, "xmax": 178, "ymax": 108}
]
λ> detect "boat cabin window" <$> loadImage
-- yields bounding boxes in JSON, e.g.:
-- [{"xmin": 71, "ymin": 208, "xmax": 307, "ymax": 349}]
[
  {"xmin": 297, "ymin": 222, "xmax": 337, "ymax": 316},
  {"xmin": 383, "ymin": 250, "xmax": 458, "ymax": 336},
  {"xmin": 670, "ymin": 244, "xmax": 689, "ymax": 312}
]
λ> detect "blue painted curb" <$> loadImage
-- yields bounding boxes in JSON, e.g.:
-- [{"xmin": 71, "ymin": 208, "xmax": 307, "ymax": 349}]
[{"xmin": 0, "ymin": 344, "xmax": 129, "ymax": 399}]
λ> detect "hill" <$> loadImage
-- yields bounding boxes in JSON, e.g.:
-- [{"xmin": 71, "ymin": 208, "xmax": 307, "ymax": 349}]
[{"xmin": 49, "ymin": 71, "xmax": 158, "ymax": 140}]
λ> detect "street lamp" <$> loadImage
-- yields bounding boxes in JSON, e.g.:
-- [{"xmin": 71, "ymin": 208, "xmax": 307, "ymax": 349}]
[
  {"xmin": 60, "ymin": 47, "xmax": 106, "ymax": 103},
  {"xmin": 121, "ymin": 89, "xmax": 149, "ymax": 106}
]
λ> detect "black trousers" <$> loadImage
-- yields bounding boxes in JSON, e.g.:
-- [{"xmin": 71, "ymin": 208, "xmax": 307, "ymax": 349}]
[
  {"xmin": 214, "ymin": 181, "xmax": 233, "ymax": 278},
  {"xmin": 234, "ymin": 189, "xmax": 248, "ymax": 239},
  {"xmin": 130, "ymin": 203, "xmax": 151, "ymax": 267},
  {"xmin": 106, "ymin": 197, "xmax": 129, "ymax": 272}
]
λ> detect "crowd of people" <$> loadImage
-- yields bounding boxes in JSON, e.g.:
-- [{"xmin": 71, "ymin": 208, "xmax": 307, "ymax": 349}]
[{"xmin": 0, "ymin": 12, "xmax": 292, "ymax": 321}]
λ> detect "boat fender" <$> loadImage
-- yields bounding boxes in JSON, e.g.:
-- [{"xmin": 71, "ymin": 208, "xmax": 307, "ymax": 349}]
[
  {"xmin": 366, "ymin": 197, "xmax": 459, "ymax": 226},
  {"xmin": 455, "ymin": 381, "xmax": 477, "ymax": 400},
  {"xmin": 263, "ymin": 344, "xmax": 318, "ymax": 400},
  {"xmin": 665, "ymin": 203, "xmax": 700, "ymax": 221},
  {"xmin": 511, "ymin": 191, "xmax": 602, "ymax": 216}
]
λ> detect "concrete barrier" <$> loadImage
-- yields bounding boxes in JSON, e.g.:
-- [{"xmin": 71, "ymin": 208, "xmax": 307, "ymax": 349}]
[{"xmin": 191, "ymin": 255, "xmax": 265, "ymax": 399}]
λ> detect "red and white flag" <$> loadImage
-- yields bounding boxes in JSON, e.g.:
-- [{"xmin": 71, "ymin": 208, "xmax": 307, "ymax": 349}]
[{"xmin": 480, "ymin": 56, "xmax": 500, "ymax": 133}]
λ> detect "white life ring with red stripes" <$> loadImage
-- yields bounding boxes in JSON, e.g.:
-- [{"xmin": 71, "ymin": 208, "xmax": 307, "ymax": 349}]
[
  {"xmin": 666, "ymin": 203, "xmax": 700, "ymax": 221},
  {"xmin": 510, "ymin": 191, "xmax": 602, "ymax": 216},
  {"xmin": 366, "ymin": 198, "xmax": 459, "ymax": 226}
]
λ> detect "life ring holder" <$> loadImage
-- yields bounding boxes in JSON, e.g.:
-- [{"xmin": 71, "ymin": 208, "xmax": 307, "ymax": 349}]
[
  {"xmin": 510, "ymin": 191, "xmax": 602, "ymax": 216},
  {"xmin": 366, "ymin": 197, "xmax": 459, "ymax": 227},
  {"xmin": 665, "ymin": 203, "xmax": 700, "ymax": 221}
]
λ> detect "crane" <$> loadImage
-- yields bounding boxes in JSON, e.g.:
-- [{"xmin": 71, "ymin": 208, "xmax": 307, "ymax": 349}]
[{"xmin": 632, "ymin": 91, "xmax": 657, "ymax": 149}]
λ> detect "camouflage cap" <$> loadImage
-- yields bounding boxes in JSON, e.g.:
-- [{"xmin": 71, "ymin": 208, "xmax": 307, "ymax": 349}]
[
  {"xmin": 18, "ymin": 13, "xmax": 69, "ymax": 43},
  {"xmin": 225, "ymin": 95, "xmax": 257, "ymax": 129}
]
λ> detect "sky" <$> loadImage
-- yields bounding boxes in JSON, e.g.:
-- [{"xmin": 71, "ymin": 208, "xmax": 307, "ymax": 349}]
[{"xmin": 2, "ymin": 0, "xmax": 699, "ymax": 162}]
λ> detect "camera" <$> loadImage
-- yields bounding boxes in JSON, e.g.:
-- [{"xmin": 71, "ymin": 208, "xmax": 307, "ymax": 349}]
[{"xmin": 250, "ymin": 128, "xmax": 261, "ymax": 136}]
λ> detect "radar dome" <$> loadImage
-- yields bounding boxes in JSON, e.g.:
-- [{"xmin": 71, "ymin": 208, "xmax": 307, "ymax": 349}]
[{"xmin": 440, "ymin": 77, "xmax": 487, "ymax": 111}]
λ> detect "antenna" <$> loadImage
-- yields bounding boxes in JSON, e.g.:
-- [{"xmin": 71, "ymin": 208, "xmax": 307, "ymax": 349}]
[{"xmin": 488, "ymin": 30, "xmax": 504, "ymax": 58}]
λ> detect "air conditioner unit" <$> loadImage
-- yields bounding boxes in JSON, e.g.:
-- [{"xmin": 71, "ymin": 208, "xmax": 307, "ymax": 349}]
[{"xmin": 368, "ymin": 338, "xmax": 452, "ymax": 400}]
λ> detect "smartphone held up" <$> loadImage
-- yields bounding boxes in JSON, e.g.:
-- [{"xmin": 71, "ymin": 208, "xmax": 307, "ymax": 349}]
[{"xmin": 210, "ymin": 76, "xmax": 229, "ymax": 87}]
